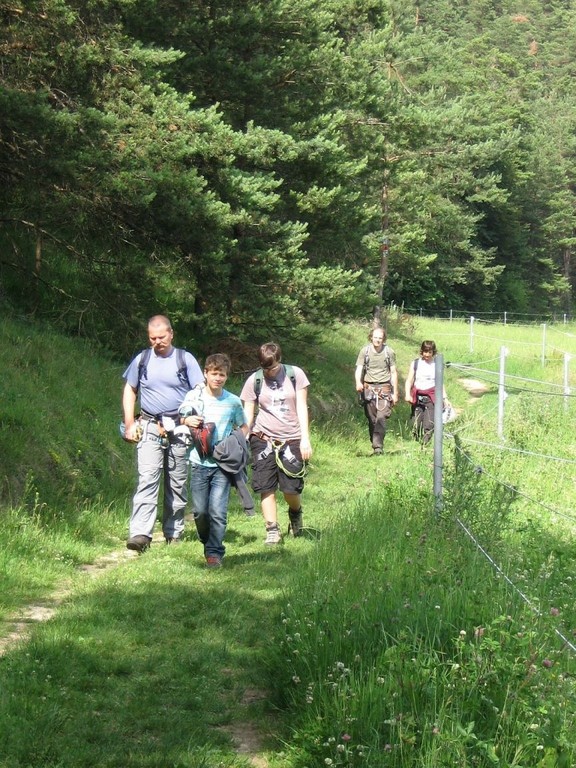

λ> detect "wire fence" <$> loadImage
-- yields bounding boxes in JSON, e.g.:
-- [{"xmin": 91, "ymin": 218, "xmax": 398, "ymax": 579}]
[
  {"xmin": 400, "ymin": 306, "xmax": 574, "ymax": 325},
  {"xmin": 430, "ymin": 353, "xmax": 576, "ymax": 657},
  {"xmin": 440, "ymin": 433, "xmax": 576, "ymax": 655}
]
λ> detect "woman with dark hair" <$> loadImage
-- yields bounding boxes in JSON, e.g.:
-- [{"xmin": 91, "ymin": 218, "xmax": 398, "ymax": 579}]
[
  {"xmin": 404, "ymin": 340, "xmax": 450, "ymax": 445},
  {"xmin": 241, "ymin": 342, "xmax": 312, "ymax": 545}
]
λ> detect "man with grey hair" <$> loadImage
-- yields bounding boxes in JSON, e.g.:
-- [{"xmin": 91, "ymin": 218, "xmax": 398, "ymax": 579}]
[
  {"xmin": 122, "ymin": 315, "xmax": 203, "ymax": 551},
  {"xmin": 355, "ymin": 326, "xmax": 398, "ymax": 455}
]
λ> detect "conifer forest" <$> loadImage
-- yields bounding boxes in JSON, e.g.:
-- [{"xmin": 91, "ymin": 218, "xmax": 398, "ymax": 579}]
[{"xmin": 2, "ymin": 1, "xmax": 576, "ymax": 354}]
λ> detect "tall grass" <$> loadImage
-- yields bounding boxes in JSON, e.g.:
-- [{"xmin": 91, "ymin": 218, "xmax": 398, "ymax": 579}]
[
  {"xmin": 271, "ymin": 484, "xmax": 576, "ymax": 767},
  {"xmin": 1, "ymin": 313, "xmax": 576, "ymax": 767}
]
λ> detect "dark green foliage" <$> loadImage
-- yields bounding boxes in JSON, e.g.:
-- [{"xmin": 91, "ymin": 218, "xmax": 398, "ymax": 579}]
[{"xmin": 1, "ymin": 0, "xmax": 576, "ymax": 357}]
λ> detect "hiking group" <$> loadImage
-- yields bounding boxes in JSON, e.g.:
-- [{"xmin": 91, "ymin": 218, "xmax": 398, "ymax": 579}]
[
  {"xmin": 121, "ymin": 315, "xmax": 450, "ymax": 566},
  {"xmin": 354, "ymin": 328, "xmax": 452, "ymax": 454},
  {"xmin": 121, "ymin": 315, "xmax": 312, "ymax": 566}
]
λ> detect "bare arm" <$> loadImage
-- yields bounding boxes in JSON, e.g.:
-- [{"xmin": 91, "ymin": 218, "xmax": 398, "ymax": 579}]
[
  {"xmin": 354, "ymin": 364, "xmax": 364, "ymax": 391},
  {"xmin": 296, "ymin": 387, "xmax": 312, "ymax": 460},
  {"xmin": 404, "ymin": 362, "xmax": 415, "ymax": 402},
  {"xmin": 390, "ymin": 364, "xmax": 399, "ymax": 404},
  {"xmin": 242, "ymin": 400, "xmax": 256, "ymax": 432},
  {"xmin": 122, "ymin": 382, "xmax": 139, "ymax": 441}
]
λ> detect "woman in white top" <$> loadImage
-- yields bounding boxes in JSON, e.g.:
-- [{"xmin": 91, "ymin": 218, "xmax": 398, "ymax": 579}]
[{"xmin": 404, "ymin": 340, "xmax": 449, "ymax": 445}]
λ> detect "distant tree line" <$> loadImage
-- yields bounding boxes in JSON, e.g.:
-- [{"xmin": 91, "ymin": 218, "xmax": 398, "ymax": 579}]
[{"xmin": 1, "ymin": 0, "xmax": 575, "ymax": 356}]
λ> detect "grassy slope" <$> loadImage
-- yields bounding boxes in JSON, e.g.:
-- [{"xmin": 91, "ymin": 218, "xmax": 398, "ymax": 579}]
[{"xmin": 1, "ymin": 314, "xmax": 575, "ymax": 766}]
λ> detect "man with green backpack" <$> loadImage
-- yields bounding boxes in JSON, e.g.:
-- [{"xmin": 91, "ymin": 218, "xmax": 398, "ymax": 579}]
[{"xmin": 355, "ymin": 326, "xmax": 399, "ymax": 455}]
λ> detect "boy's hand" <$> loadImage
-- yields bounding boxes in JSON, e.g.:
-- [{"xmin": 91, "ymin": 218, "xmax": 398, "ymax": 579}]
[{"xmin": 184, "ymin": 415, "xmax": 204, "ymax": 428}]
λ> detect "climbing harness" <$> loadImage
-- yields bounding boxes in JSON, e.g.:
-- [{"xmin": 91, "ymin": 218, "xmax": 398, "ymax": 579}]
[
  {"xmin": 271, "ymin": 439, "xmax": 308, "ymax": 479},
  {"xmin": 253, "ymin": 433, "xmax": 307, "ymax": 478},
  {"xmin": 363, "ymin": 383, "xmax": 393, "ymax": 412}
]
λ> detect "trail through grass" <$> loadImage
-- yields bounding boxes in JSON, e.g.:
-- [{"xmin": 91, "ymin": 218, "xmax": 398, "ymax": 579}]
[{"xmin": 2, "ymin": 315, "xmax": 576, "ymax": 766}]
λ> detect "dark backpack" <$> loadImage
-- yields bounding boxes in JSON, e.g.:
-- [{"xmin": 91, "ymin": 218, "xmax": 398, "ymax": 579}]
[
  {"xmin": 137, "ymin": 347, "xmax": 190, "ymax": 390},
  {"xmin": 253, "ymin": 364, "xmax": 296, "ymax": 403}
]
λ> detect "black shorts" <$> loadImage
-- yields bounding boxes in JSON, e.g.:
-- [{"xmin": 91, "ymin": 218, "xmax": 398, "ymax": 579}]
[{"xmin": 249, "ymin": 435, "xmax": 305, "ymax": 495}]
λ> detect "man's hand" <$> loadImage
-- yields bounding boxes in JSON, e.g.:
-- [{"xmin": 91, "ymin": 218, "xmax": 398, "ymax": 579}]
[{"xmin": 124, "ymin": 422, "xmax": 143, "ymax": 442}]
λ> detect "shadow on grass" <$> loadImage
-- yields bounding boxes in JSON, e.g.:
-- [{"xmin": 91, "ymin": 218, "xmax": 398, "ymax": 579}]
[{"xmin": 0, "ymin": 523, "xmax": 319, "ymax": 767}]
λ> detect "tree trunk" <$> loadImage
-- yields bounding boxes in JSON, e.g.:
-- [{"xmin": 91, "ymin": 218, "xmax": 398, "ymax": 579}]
[{"xmin": 374, "ymin": 174, "xmax": 389, "ymax": 326}]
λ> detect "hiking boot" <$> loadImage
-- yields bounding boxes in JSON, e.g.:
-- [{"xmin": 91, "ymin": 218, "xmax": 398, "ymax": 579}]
[
  {"xmin": 264, "ymin": 523, "xmax": 282, "ymax": 546},
  {"xmin": 165, "ymin": 536, "xmax": 181, "ymax": 544},
  {"xmin": 288, "ymin": 508, "xmax": 303, "ymax": 537},
  {"xmin": 205, "ymin": 555, "xmax": 222, "ymax": 568},
  {"xmin": 372, "ymin": 447, "xmax": 383, "ymax": 456},
  {"xmin": 126, "ymin": 535, "xmax": 151, "ymax": 553}
]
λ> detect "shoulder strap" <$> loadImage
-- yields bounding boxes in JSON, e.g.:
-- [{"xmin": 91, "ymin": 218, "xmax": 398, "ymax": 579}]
[
  {"xmin": 137, "ymin": 348, "xmax": 152, "ymax": 390},
  {"xmin": 175, "ymin": 348, "xmax": 190, "ymax": 389},
  {"xmin": 284, "ymin": 364, "xmax": 296, "ymax": 390},
  {"xmin": 253, "ymin": 368, "xmax": 264, "ymax": 402}
]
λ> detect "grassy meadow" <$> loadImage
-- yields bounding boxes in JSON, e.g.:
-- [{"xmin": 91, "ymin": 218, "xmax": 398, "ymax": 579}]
[{"xmin": 1, "ymin": 313, "xmax": 576, "ymax": 767}]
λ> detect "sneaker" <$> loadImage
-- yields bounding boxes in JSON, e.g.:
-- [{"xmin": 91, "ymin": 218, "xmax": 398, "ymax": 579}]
[
  {"xmin": 264, "ymin": 523, "xmax": 282, "ymax": 546},
  {"xmin": 205, "ymin": 555, "xmax": 222, "ymax": 568},
  {"xmin": 288, "ymin": 508, "xmax": 303, "ymax": 537},
  {"xmin": 126, "ymin": 535, "xmax": 151, "ymax": 553}
]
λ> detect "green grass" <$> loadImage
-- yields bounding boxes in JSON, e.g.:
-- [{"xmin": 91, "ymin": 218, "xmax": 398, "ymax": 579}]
[{"xmin": 1, "ymin": 313, "xmax": 576, "ymax": 767}]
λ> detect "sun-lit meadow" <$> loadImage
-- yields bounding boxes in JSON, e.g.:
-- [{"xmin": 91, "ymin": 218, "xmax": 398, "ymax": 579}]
[
  {"xmin": 1, "ymin": 314, "xmax": 576, "ymax": 767},
  {"xmin": 272, "ymin": 316, "xmax": 576, "ymax": 767}
]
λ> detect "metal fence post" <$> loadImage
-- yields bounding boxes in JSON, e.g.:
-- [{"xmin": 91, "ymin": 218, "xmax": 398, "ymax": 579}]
[
  {"xmin": 564, "ymin": 353, "xmax": 571, "ymax": 412},
  {"xmin": 498, "ymin": 346, "xmax": 508, "ymax": 440},
  {"xmin": 433, "ymin": 354, "xmax": 444, "ymax": 515}
]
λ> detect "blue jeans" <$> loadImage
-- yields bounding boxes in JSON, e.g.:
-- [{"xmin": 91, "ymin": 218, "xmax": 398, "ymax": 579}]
[{"xmin": 190, "ymin": 464, "xmax": 232, "ymax": 559}]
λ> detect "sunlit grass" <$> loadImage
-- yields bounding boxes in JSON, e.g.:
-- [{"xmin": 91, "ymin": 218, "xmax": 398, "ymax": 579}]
[{"xmin": 1, "ymin": 314, "xmax": 576, "ymax": 766}]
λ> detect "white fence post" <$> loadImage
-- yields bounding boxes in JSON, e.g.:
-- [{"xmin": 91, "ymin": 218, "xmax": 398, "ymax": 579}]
[
  {"xmin": 541, "ymin": 323, "xmax": 547, "ymax": 367},
  {"xmin": 564, "ymin": 353, "xmax": 571, "ymax": 412},
  {"xmin": 433, "ymin": 354, "xmax": 444, "ymax": 515},
  {"xmin": 498, "ymin": 346, "xmax": 509, "ymax": 440},
  {"xmin": 470, "ymin": 316, "xmax": 475, "ymax": 354}
]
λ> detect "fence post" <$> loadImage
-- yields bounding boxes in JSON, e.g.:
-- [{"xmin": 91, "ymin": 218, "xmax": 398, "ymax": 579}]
[
  {"xmin": 564, "ymin": 353, "xmax": 571, "ymax": 412},
  {"xmin": 497, "ymin": 346, "xmax": 509, "ymax": 440},
  {"xmin": 433, "ymin": 354, "xmax": 444, "ymax": 515},
  {"xmin": 470, "ymin": 316, "xmax": 475, "ymax": 354},
  {"xmin": 541, "ymin": 323, "xmax": 547, "ymax": 367}
]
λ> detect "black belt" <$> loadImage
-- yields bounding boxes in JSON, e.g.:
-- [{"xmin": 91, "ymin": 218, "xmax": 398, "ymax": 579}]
[{"xmin": 140, "ymin": 412, "xmax": 160, "ymax": 422}]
